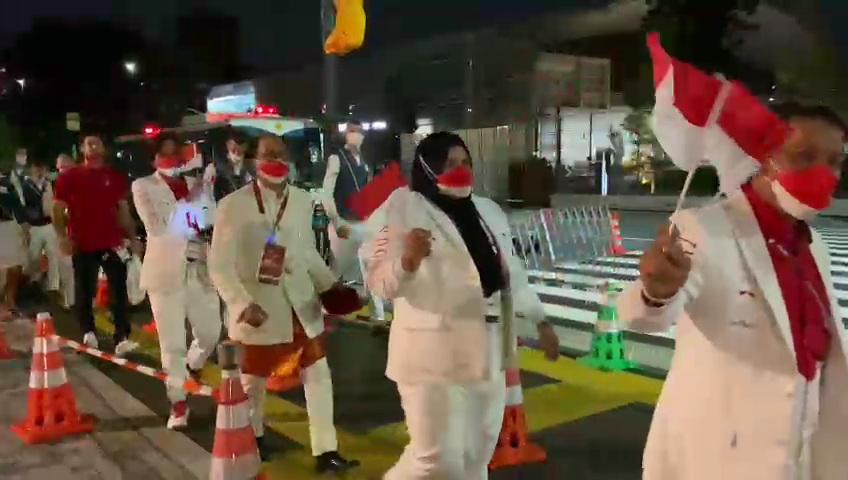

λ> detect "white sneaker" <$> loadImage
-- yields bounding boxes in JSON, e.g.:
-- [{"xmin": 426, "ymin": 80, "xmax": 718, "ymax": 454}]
[
  {"xmin": 114, "ymin": 339, "xmax": 139, "ymax": 357},
  {"xmin": 166, "ymin": 401, "xmax": 190, "ymax": 430},
  {"xmin": 82, "ymin": 332, "xmax": 99, "ymax": 349}
]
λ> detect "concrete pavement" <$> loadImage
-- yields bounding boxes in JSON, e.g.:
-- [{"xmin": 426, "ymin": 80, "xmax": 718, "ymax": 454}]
[{"xmin": 0, "ymin": 317, "xmax": 209, "ymax": 480}]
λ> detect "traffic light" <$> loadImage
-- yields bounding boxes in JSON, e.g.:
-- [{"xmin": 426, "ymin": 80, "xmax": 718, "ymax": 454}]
[{"xmin": 324, "ymin": 0, "xmax": 366, "ymax": 56}]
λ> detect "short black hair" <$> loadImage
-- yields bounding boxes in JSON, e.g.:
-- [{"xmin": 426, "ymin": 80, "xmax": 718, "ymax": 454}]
[
  {"xmin": 156, "ymin": 132, "xmax": 180, "ymax": 152},
  {"xmin": 78, "ymin": 131, "xmax": 106, "ymax": 144},
  {"xmin": 347, "ymin": 119, "xmax": 363, "ymax": 127},
  {"xmin": 771, "ymin": 102, "xmax": 848, "ymax": 138},
  {"xmin": 30, "ymin": 157, "xmax": 48, "ymax": 168}
]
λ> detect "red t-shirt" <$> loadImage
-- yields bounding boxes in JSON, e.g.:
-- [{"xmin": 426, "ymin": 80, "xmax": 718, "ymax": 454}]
[
  {"xmin": 54, "ymin": 165, "xmax": 129, "ymax": 253},
  {"xmin": 742, "ymin": 183, "xmax": 831, "ymax": 380}
]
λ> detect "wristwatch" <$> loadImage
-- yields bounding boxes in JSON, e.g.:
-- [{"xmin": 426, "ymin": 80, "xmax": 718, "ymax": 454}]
[{"xmin": 641, "ymin": 290, "xmax": 671, "ymax": 308}]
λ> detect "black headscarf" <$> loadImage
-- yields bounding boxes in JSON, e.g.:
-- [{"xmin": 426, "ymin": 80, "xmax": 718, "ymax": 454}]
[{"xmin": 411, "ymin": 132, "xmax": 505, "ymax": 298}]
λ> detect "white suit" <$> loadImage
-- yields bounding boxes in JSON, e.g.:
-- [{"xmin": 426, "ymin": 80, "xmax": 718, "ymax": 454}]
[
  {"xmin": 617, "ymin": 192, "xmax": 848, "ymax": 480},
  {"xmin": 132, "ymin": 173, "xmax": 222, "ymax": 404},
  {"xmin": 365, "ymin": 187, "xmax": 545, "ymax": 480},
  {"xmin": 208, "ymin": 182, "xmax": 341, "ymax": 455}
]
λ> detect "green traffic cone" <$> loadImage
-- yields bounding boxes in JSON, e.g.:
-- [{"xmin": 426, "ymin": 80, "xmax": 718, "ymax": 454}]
[{"xmin": 578, "ymin": 281, "xmax": 639, "ymax": 372}]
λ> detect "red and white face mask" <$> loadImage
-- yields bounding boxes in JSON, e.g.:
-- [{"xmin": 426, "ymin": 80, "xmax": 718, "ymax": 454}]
[
  {"xmin": 771, "ymin": 163, "xmax": 838, "ymax": 220},
  {"xmin": 437, "ymin": 165, "xmax": 473, "ymax": 198},
  {"xmin": 256, "ymin": 159, "xmax": 290, "ymax": 184},
  {"xmin": 420, "ymin": 157, "xmax": 474, "ymax": 198},
  {"xmin": 154, "ymin": 155, "xmax": 184, "ymax": 177}
]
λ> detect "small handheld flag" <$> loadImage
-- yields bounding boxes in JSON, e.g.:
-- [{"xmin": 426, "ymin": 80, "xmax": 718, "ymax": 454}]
[
  {"xmin": 347, "ymin": 162, "xmax": 407, "ymax": 221},
  {"xmin": 646, "ymin": 32, "xmax": 791, "ymax": 225}
]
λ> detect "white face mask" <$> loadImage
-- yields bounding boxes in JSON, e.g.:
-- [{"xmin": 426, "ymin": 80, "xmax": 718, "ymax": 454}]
[
  {"xmin": 346, "ymin": 132, "xmax": 364, "ymax": 148},
  {"xmin": 157, "ymin": 167, "xmax": 182, "ymax": 177},
  {"xmin": 439, "ymin": 185, "xmax": 472, "ymax": 198}
]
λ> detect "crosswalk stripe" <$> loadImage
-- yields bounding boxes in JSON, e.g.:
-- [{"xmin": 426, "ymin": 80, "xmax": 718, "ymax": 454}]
[{"xmin": 531, "ymin": 230, "xmax": 848, "ymax": 338}]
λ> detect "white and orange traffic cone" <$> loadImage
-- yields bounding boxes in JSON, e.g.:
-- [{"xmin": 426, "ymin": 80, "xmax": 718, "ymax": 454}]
[
  {"xmin": 210, "ymin": 340, "xmax": 264, "ymax": 480},
  {"xmin": 11, "ymin": 312, "xmax": 95, "ymax": 444},
  {"xmin": 94, "ymin": 270, "xmax": 109, "ymax": 310},
  {"xmin": 143, "ymin": 320, "xmax": 158, "ymax": 336},
  {"xmin": 609, "ymin": 211, "xmax": 627, "ymax": 256},
  {"xmin": 488, "ymin": 366, "xmax": 546, "ymax": 469}
]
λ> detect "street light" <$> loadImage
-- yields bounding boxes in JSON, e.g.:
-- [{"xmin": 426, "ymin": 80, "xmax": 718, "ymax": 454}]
[{"xmin": 124, "ymin": 61, "xmax": 138, "ymax": 75}]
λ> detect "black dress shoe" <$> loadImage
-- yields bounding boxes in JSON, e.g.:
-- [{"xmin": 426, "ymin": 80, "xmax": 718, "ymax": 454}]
[
  {"xmin": 315, "ymin": 451, "xmax": 360, "ymax": 473},
  {"xmin": 186, "ymin": 365, "xmax": 202, "ymax": 384},
  {"xmin": 255, "ymin": 436, "xmax": 273, "ymax": 462}
]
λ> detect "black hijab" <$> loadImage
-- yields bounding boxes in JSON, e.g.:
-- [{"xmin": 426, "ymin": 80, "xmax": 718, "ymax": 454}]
[{"xmin": 411, "ymin": 132, "xmax": 506, "ymax": 298}]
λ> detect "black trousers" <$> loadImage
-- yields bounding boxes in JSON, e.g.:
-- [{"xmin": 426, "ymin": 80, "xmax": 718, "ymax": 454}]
[{"xmin": 72, "ymin": 249, "xmax": 130, "ymax": 343}]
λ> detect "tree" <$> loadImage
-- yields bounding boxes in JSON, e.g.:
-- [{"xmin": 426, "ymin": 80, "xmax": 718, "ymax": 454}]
[{"xmin": 625, "ymin": 0, "xmax": 763, "ymax": 108}]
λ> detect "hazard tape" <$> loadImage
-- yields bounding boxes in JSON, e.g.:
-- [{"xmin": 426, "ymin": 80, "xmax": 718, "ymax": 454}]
[{"xmin": 55, "ymin": 336, "xmax": 215, "ymax": 397}]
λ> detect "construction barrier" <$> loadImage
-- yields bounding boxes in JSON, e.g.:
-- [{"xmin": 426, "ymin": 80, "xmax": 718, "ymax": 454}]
[
  {"xmin": 489, "ymin": 366, "xmax": 546, "ymax": 469},
  {"xmin": 210, "ymin": 340, "xmax": 264, "ymax": 480},
  {"xmin": 57, "ymin": 336, "xmax": 215, "ymax": 397},
  {"xmin": 578, "ymin": 281, "xmax": 638, "ymax": 372},
  {"xmin": 11, "ymin": 313, "xmax": 95, "ymax": 444},
  {"xmin": 510, "ymin": 204, "xmax": 624, "ymax": 272}
]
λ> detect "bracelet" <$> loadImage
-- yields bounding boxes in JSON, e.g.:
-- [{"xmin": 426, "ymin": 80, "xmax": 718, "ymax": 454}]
[{"xmin": 641, "ymin": 289, "xmax": 673, "ymax": 308}]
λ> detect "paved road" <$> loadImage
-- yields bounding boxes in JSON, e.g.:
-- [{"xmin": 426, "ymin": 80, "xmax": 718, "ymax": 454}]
[{"xmin": 2, "ymin": 209, "xmax": 847, "ymax": 479}]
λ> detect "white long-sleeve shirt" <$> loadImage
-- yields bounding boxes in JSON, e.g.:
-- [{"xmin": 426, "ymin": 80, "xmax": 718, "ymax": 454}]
[{"xmin": 321, "ymin": 150, "xmax": 365, "ymax": 227}]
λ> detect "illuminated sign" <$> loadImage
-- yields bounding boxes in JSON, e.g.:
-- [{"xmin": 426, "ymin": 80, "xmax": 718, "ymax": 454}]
[{"xmin": 206, "ymin": 81, "xmax": 257, "ymax": 115}]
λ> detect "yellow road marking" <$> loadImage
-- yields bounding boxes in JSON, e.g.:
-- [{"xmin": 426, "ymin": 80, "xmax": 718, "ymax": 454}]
[{"xmin": 90, "ymin": 313, "xmax": 663, "ymax": 478}]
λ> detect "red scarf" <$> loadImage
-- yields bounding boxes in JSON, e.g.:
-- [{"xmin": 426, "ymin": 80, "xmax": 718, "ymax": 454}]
[{"xmin": 160, "ymin": 174, "xmax": 188, "ymax": 200}]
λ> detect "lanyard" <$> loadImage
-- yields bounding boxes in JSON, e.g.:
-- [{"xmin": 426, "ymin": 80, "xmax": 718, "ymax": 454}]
[{"xmin": 251, "ymin": 180, "xmax": 289, "ymax": 242}]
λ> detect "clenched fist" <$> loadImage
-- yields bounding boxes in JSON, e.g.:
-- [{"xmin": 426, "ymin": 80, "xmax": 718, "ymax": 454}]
[
  {"xmin": 639, "ymin": 223, "xmax": 692, "ymax": 301},
  {"xmin": 237, "ymin": 303, "xmax": 269, "ymax": 328},
  {"xmin": 401, "ymin": 228, "xmax": 432, "ymax": 273}
]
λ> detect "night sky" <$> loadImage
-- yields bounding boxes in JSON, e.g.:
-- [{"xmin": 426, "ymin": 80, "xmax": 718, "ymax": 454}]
[
  {"xmin": 0, "ymin": 0, "xmax": 607, "ymax": 67},
  {"xmin": 2, "ymin": 1, "xmax": 847, "ymax": 69}
]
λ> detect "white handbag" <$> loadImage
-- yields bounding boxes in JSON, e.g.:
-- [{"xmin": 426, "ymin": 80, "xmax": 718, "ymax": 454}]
[{"xmin": 126, "ymin": 255, "xmax": 146, "ymax": 306}]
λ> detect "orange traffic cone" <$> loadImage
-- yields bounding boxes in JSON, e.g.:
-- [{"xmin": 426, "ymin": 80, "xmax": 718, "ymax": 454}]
[
  {"xmin": 11, "ymin": 313, "xmax": 95, "ymax": 444},
  {"xmin": 143, "ymin": 320, "xmax": 158, "ymax": 336},
  {"xmin": 94, "ymin": 272, "xmax": 109, "ymax": 309},
  {"xmin": 488, "ymin": 367, "xmax": 546, "ymax": 469},
  {"xmin": 266, "ymin": 350, "xmax": 302, "ymax": 393},
  {"xmin": 609, "ymin": 211, "xmax": 627, "ymax": 256},
  {"xmin": 0, "ymin": 325, "xmax": 15, "ymax": 359},
  {"xmin": 210, "ymin": 341, "xmax": 264, "ymax": 479}
]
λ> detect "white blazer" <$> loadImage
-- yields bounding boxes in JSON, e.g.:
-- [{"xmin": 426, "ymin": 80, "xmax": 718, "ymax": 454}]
[
  {"xmin": 132, "ymin": 173, "xmax": 214, "ymax": 293},
  {"xmin": 364, "ymin": 187, "xmax": 545, "ymax": 385},
  {"xmin": 208, "ymin": 183, "xmax": 337, "ymax": 345},
  {"xmin": 617, "ymin": 192, "xmax": 848, "ymax": 480}
]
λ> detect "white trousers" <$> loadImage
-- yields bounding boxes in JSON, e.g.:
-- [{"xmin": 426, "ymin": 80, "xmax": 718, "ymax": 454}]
[
  {"xmin": 329, "ymin": 225, "xmax": 385, "ymax": 320},
  {"xmin": 385, "ymin": 372, "xmax": 506, "ymax": 480},
  {"xmin": 241, "ymin": 357, "xmax": 338, "ymax": 456},
  {"xmin": 58, "ymin": 254, "xmax": 74, "ymax": 306},
  {"xmin": 27, "ymin": 224, "xmax": 60, "ymax": 291},
  {"xmin": 148, "ymin": 264, "xmax": 221, "ymax": 403}
]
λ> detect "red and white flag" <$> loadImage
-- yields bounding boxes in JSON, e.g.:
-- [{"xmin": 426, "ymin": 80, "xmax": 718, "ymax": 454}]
[
  {"xmin": 647, "ymin": 32, "xmax": 791, "ymax": 194},
  {"xmin": 347, "ymin": 161, "xmax": 408, "ymax": 221}
]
